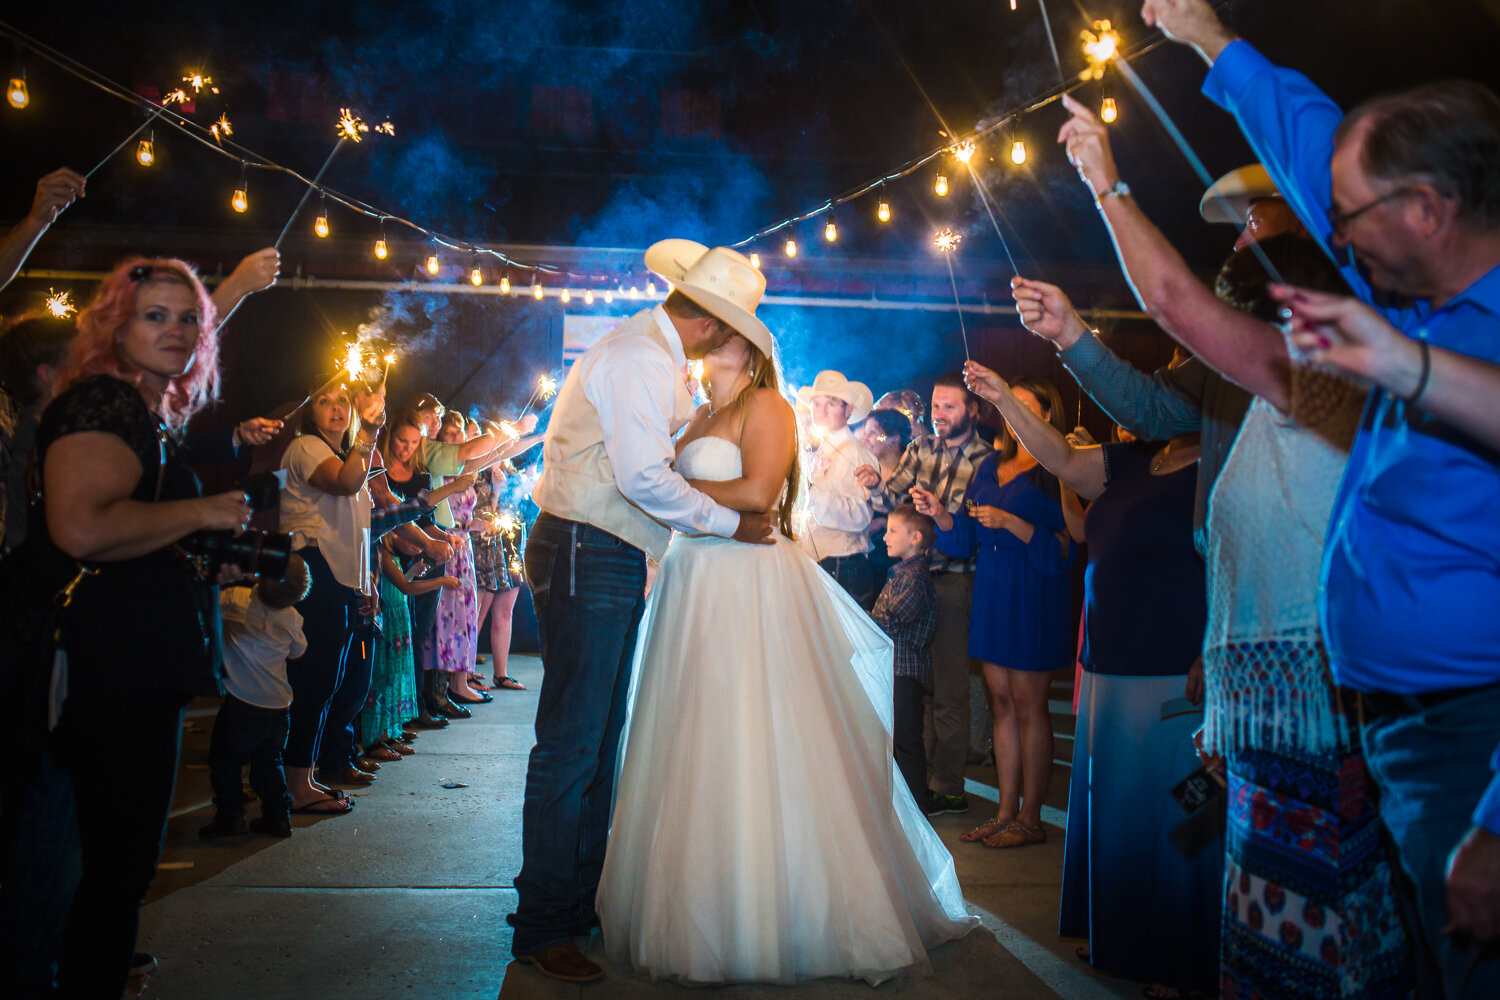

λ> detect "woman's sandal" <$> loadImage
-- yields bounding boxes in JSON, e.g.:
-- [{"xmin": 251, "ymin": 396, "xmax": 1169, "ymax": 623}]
[
  {"xmin": 959, "ymin": 817, "xmax": 1012, "ymax": 843},
  {"xmin": 493, "ymin": 676, "xmax": 526, "ymax": 691},
  {"xmin": 982, "ymin": 821, "xmax": 1046, "ymax": 848},
  {"xmin": 291, "ymin": 795, "xmax": 355, "ymax": 815}
]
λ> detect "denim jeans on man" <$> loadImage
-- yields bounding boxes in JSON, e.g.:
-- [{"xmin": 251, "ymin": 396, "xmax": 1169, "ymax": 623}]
[
  {"xmin": 819, "ymin": 552, "xmax": 876, "ymax": 610},
  {"xmin": 1360, "ymin": 683, "xmax": 1500, "ymax": 1000},
  {"xmin": 208, "ymin": 694, "xmax": 293, "ymax": 823},
  {"xmin": 509, "ymin": 512, "xmax": 647, "ymax": 956}
]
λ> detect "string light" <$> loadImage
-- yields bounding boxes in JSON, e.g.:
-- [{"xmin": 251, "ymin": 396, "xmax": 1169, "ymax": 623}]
[
  {"xmin": 952, "ymin": 141, "xmax": 975, "ymax": 164},
  {"xmin": 533, "ymin": 282, "xmax": 544, "ymax": 300},
  {"xmin": 231, "ymin": 185, "xmax": 248, "ymax": 213},
  {"xmin": 500, "ymin": 274, "xmax": 511, "ymax": 294},
  {"xmin": 604, "ymin": 290, "xmax": 613, "ymax": 303},
  {"xmin": 877, "ymin": 199, "xmax": 891, "ymax": 223},
  {"xmin": 784, "ymin": 237, "xmax": 798, "ymax": 258},
  {"xmin": 934, "ymin": 172, "xmax": 949, "ymax": 197},
  {"xmin": 1101, "ymin": 95, "xmax": 1118, "ymax": 123},
  {"xmin": 426, "ymin": 253, "xmax": 440, "ymax": 275},
  {"xmin": 584, "ymin": 289, "xmax": 594, "ymax": 304},
  {"xmin": 1010, "ymin": 138, "xmax": 1027, "ymax": 165},
  {"xmin": 749, "ymin": 252, "xmax": 761, "ymax": 268},
  {"xmin": 824, "ymin": 215, "xmax": 838, "ymax": 242},
  {"xmin": 314, "ymin": 194, "xmax": 330, "ymax": 236},
  {"xmin": 135, "ymin": 133, "xmax": 154, "ymax": 166},
  {"xmin": 629, "ymin": 286, "xmax": 639, "ymax": 298},
  {"xmin": 374, "ymin": 220, "xmax": 388, "ymax": 259},
  {"xmin": 470, "ymin": 257, "xmax": 483, "ymax": 285},
  {"xmin": 6, "ymin": 71, "xmax": 27, "ymax": 109},
  {"xmin": 561, "ymin": 288, "xmax": 571, "ymax": 303},
  {"xmin": 646, "ymin": 280, "xmax": 657, "ymax": 296}
]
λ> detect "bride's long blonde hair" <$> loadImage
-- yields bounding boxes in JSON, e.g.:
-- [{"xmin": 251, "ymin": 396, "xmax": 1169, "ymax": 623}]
[{"xmin": 705, "ymin": 338, "xmax": 802, "ymax": 539}]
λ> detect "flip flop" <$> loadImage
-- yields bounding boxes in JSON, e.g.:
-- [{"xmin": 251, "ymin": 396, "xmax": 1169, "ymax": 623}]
[
  {"xmin": 982, "ymin": 820, "xmax": 1045, "ymax": 848},
  {"xmin": 959, "ymin": 817, "xmax": 1011, "ymax": 843},
  {"xmin": 494, "ymin": 676, "xmax": 526, "ymax": 691},
  {"xmin": 291, "ymin": 795, "xmax": 355, "ymax": 815}
]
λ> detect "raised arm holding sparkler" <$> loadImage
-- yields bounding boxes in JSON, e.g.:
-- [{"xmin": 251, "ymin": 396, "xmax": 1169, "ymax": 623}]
[
  {"xmin": 0, "ymin": 168, "xmax": 85, "ymax": 293},
  {"xmin": 209, "ymin": 248, "xmax": 282, "ymax": 329},
  {"xmin": 1057, "ymin": 92, "xmax": 1295, "ymax": 410}
]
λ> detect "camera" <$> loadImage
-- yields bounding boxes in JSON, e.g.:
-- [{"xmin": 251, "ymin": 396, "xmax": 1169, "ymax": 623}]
[{"xmin": 186, "ymin": 528, "xmax": 295, "ymax": 581}]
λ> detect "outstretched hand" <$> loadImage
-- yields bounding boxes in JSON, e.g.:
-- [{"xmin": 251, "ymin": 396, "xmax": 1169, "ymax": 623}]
[
  {"xmin": 1271, "ymin": 283, "xmax": 1422, "ymax": 395},
  {"xmin": 1058, "ymin": 94, "xmax": 1119, "ymax": 197},
  {"xmin": 1011, "ymin": 276, "xmax": 1089, "ymax": 349},
  {"xmin": 28, "ymin": 168, "xmax": 85, "ymax": 227},
  {"xmin": 962, "ymin": 361, "xmax": 1007, "ymax": 405},
  {"xmin": 1140, "ymin": 0, "xmax": 1237, "ymax": 62},
  {"xmin": 227, "ymin": 247, "xmax": 282, "ymax": 295}
]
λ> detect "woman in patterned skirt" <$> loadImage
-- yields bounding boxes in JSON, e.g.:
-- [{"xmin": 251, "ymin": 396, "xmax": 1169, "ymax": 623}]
[
  {"xmin": 471, "ymin": 461, "xmax": 527, "ymax": 690},
  {"xmin": 420, "ymin": 413, "xmax": 485, "ymax": 706}
]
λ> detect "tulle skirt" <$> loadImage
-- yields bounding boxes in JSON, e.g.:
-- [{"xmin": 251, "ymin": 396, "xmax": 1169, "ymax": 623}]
[{"xmin": 597, "ymin": 532, "xmax": 975, "ymax": 985}]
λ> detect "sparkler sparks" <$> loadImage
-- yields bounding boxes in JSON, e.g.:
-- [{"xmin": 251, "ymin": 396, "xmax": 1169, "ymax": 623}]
[
  {"xmin": 1080, "ymin": 20, "xmax": 1120, "ymax": 81},
  {"xmin": 44, "ymin": 288, "xmax": 75, "ymax": 319},
  {"xmin": 933, "ymin": 229, "xmax": 963, "ymax": 253},
  {"xmin": 952, "ymin": 141, "xmax": 975, "ymax": 164},
  {"xmin": 496, "ymin": 512, "xmax": 520, "ymax": 538},
  {"xmin": 375, "ymin": 121, "xmax": 395, "ymax": 136},
  {"xmin": 340, "ymin": 342, "xmax": 367, "ymax": 382},
  {"xmin": 182, "ymin": 72, "xmax": 216, "ymax": 95},
  {"xmin": 210, "ymin": 113, "xmax": 233, "ymax": 143},
  {"xmin": 337, "ymin": 108, "xmax": 370, "ymax": 142},
  {"xmin": 162, "ymin": 89, "xmax": 189, "ymax": 106},
  {"xmin": 536, "ymin": 374, "xmax": 558, "ymax": 399}
]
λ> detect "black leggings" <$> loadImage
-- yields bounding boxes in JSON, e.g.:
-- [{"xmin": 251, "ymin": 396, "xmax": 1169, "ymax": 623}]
[
  {"xmin": 50, "ymin": 689, "xmax": 191, "ymax": 998},
  {"xmin": 285, "ymin": 549, "xmax": 357, "ymax": 768}
]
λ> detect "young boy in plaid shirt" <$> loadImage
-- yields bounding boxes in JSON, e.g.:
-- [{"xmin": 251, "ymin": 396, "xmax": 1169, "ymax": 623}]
[{"xmin": 870, "ymin": 503, "xmax": 940, "ymax": 815}]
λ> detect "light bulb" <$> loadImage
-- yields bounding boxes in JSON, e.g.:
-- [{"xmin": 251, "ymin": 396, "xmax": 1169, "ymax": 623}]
[
  {"xmin": 501, "ymin": 275, "xmax": 511, "ymax": 294},
  {"xmin": 585, "ymin": 289, "xmax": 594, "ymax": 304},
  {"xmin": 231, "ymin": 187, "xmax": 248, "ymax": 213},
  {"xmin": 7, "ymin": 77, "xmax": 27, "ymax": 109},
  {"xmin": 470, "ymin": 266, "xmax": 483, "ymax": 286},
  {"xmin": 136, "ymin": 139, "xmax": 154, "ymax": 166},
  {"xmin": 533, "ymin": 283, "xmax": 544, "ymax": 300},
  {"xmin": 426, "ymin": 254, "xmax": 440, "ymax": 274},
  {"xmin": 374, "ymin": 238, "xmax": 388, "ymax": 260},
  {"xmin": 561, "ymin": 288, "xmax": 571, "ymax": 303},
  {"xmin": 315, "ymin": 214, "xmax": 329, "ymax": 238},
  {"xmin": 1010, "ymin": 139, "xmax": 1027, "ymax": 165},
  {"xmin": 877, "ymin": 200, "xmax": 891, "ymax": 223},
  {"xmin": 629, "ymin": 286, "xmax": 639, "ymax": 298},
  {"xmin": 784, "ymin": 237, "xmax": 797, "ymax": 258},
  {"xmin": 646, "ymin": 280, "xmax": 657, "ymax": 296},
  {"xmin": 824, "ymin": 217, "xmax": 838, "ymax": 242},
  {"xmin": 934, "ymin": 173, "xmax": 949, "ymax": 197},
  {"xmin": 1100, "ymin": 96, "xmax": 1118, "ymax": 123},
  {"xmin": 604, "ymin": 290, "xmax": 614, "ymax": 303},
  {"xmin": 750, "ymin": 252, "xmax": 761, "ymax": 269}
]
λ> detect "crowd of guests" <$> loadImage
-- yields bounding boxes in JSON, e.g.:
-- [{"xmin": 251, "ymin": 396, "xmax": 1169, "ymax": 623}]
[{"xmin": 4, "ymin": 1, "xmax": 1500, "ymax": 996}]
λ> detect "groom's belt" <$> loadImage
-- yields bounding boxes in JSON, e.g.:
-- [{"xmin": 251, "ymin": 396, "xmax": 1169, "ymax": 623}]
[{"xmin": 533, "ymin": 511, "xmax": 642, "ymax": 552}]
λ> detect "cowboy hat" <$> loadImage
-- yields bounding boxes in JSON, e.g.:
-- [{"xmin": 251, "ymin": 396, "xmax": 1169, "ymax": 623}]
[
  {"xmin": 796, "ymin": 370, "xmax": 874, "ymax": 425},
  {"xmin": 1199, "ymin": 164, "xmax": 1282, "ymax": 225},
  {"xmin": 643, "ymin": 239, "xmax": 776, "ymax": 358}
]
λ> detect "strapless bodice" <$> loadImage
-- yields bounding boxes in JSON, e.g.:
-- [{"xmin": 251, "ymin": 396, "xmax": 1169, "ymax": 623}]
[{"xmin": 675, "ymin": 435, "xmax": 742, "ymax": 483}]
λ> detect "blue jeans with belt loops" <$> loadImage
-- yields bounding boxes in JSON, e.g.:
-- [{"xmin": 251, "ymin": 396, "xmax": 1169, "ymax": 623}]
[{"xmin": 508, "ymin": 513, "xmax": 647, "ymax": 957}]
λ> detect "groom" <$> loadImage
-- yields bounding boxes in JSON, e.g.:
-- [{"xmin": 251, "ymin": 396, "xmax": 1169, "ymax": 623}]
[{"xmin": 510, "ymin": 240, "xmax": 775, "ymax": 982}]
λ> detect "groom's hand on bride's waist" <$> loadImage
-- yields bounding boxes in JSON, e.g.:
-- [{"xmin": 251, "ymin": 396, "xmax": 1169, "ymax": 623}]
[{"xmin": 732, "ymin": 511, "xmax": 775, "ymax": 545}]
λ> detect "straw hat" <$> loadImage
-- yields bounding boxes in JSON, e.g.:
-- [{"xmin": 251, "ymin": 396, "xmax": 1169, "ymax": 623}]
[
  {"xmin": 796, "ymin": 370, "xmax": 874, "ymax": 424},
  {"xmin": 643, "ymin": 239, "xmax": 776, "ymax": 357},
  {"xmin": 1199, "ymin": 164, "xmax": 1282, "ymax": 225}
]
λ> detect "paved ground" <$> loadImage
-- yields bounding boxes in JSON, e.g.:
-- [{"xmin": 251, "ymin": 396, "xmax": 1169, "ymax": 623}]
[{"xmin": 136, "ymin": 659, "xmax": 1144, "ymax": 999}]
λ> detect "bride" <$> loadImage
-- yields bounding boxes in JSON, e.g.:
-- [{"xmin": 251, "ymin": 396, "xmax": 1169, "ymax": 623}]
[{"xmin": 595, "ymin": 326, "xmax": 976, "ymax": 985}]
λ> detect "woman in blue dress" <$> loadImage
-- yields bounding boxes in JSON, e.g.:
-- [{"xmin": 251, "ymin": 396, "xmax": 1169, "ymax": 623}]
[{"xmin": 913, "ymin": 375, "xmax": 1077, "ymax": 850}]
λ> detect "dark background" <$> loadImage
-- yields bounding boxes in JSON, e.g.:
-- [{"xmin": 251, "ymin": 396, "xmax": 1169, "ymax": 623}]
[{"xmin": 3, "ymin": 0, "xmax": 1499, "ymax": 437}]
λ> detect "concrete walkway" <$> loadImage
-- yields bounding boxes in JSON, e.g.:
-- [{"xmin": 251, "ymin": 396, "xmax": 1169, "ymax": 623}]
[{"xmin": 137, "ymin": 658, "xmax": 1144, "ymax": 999}]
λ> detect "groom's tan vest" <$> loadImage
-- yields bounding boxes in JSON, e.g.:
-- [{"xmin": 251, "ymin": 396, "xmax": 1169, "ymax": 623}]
[{"xmin": 531, "ymin": 310, "xmax": 697, "ymax": 562}]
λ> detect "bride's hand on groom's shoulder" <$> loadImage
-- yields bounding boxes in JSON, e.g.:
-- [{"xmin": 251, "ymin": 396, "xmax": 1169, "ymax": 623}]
[{"xmin": 732, "ymin": 510, "xmax": 775, "ymax": 545}]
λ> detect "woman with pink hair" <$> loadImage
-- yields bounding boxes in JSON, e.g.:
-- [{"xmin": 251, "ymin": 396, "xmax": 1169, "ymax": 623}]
[{"xmin": 9, "ymin": 258, "xmax": 253, "ymax": 997}]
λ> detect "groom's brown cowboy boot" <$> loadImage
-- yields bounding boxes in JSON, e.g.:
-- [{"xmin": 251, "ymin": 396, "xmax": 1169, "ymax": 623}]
[{"xmin": 515, "ymin": 941, "xmax": 604, "ymax": 983}]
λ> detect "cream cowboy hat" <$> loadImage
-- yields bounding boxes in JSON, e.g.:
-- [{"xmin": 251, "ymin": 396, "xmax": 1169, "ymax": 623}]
[
  {"xmin": 1199, "ymin": 164, "xmax": 1282, "ymax": 225},
  {"xmin": 643, "ymin": 239, "xmax": 776, "ymax": 358},
  {"xmin": 796, "ymin": 370, "xmax": 874, "ymax": 425}
]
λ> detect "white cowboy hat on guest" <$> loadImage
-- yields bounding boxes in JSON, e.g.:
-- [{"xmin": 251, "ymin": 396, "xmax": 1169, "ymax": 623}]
[
  {"xmin": 1199, "ymin": 164, "xmax": 1283, "ymax": 225},
  {"xmin": 796, "ymin": 370, "xmax": 874, "ymax": 425},
  {"xmin": 644, "ymin": 239, "xmax": 777, "ymax": 358}
]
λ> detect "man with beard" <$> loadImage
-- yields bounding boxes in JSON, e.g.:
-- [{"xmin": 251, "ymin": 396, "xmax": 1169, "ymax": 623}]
[{"xmin": 856, "ymin": 373, "xmax": 993, "ymax": 814}]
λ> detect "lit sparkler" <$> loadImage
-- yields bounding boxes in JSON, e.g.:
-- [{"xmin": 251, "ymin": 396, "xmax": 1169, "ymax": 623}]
[
  {"xmin": 537, "ymin": 374, "xmax": 558, "ymax": 399},
  {"xmin": 337, "ymin": 108, "xmax": 371, "ymax": 142},
  {"xmin": 952, "ymin": 141, "xmax": 975, "ymax": 164},
  {"xmin": 182, "ymin": 72, "xmax": 215, "ymax": 94},
  {"xmin": 340, "ymin": 342, "xmax": 367, "ymax": 383},
  {"xmin": 375, "ymin": 121, "xmax": 395, "ymax": 136},
  {"xmin": 210, "ymin": 113, "xmax": 233, "ymax": 143},
  {"xmin": 496, "ymin": 511, "xmax": 520, "ymax": 538},
  {"xmin": 162, "ymin": 89, "xmax": 189, "ymax": 106},
  {"xmin": 933, "ymin": 228, "xmax": 963, "ymax": 253},
  {"xmin": 44, "ymin": 288, "xmax": 75, "ymax": 319},
  {"xmin": 934, "ymin": 229, "xmax": 970, "ymax": 361},
  {"xmin": 1080, "ymin": 20, "xmax": 1120, "ymax": 81}
]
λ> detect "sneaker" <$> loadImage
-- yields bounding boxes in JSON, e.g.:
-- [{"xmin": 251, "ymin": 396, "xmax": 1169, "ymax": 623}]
[
  {"xmin": 934, "ymin": 792, "xmax": 970, "ymax": 814},
  {"xmin": 922, "ymin": 793, "xmax": 946, "ymax": 818},
  {"xmin": 197, "ymin": 814, "xmax": 248, "ymax": 840}
]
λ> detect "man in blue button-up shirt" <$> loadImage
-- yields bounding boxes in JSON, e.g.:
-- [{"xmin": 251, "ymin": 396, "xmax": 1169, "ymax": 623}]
[{"xmin": 1142, "ymin": 0, "xmax": 1500, "ymax": 991}]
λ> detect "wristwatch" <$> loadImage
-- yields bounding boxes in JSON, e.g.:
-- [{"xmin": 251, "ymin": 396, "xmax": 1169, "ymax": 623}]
[{"xmin": 1097, "ymin": 181, "xmax": 1131, "ymax": 201}]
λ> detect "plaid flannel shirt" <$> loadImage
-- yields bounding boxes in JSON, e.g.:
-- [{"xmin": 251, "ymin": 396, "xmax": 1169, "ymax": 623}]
[
  {"xmin": 871, "ymin": 553, "xmax": 939, "ymax": 689},
  {"xmin": 866, "ymin": 432, "xmax": 993, "ymax": 573}
]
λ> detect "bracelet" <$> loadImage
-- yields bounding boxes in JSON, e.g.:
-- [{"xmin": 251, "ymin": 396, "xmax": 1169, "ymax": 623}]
[
  {"xmin": 1403, "ymin": 339, "xmax": 1432, "ymax": 406},
  {"xmin": 1096, "ymin": 180, "xmax": 1130, "ymax": 201},
  {"xmin": 352, "ymin": 437, "xmax": 376, "ymax": 455}
]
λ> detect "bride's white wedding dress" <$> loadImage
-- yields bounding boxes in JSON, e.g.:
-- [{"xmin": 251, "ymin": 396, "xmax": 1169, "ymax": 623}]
[{"xmin": 596, "ymin": 435, "xmax": 976, "ymax": 986}]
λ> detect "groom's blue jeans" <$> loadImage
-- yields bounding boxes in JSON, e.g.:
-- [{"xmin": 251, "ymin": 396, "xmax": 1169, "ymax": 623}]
[{"xmin": 510, "ymin": 512, "xmax": 647, "ymax": 957}]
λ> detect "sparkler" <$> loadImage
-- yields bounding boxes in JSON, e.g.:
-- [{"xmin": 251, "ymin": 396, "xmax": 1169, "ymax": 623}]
[
  {"xmin": 44, "ymin": 288, "xmax": 75, "ymax": 319},
  {"xmin": 515, "ymin": 373, "xmax": 560, "ymax": 422},
  {"xmin": 952, "ymin": 141, "xmax": 975, "ymax": 164},
  {"xmin": 1079, "ymin": 20, "xmax": 1120, "ymax": 81},
  {"xmin": 85, "ymin": 99, "xmax": 179, "ymax": 179},
  {"xmin": 275, "ymin": 109, "xmax": 393, "ymax": 250},
  {"xmin": 183, "ymin": 71, "xmax": 217, "ymax": 95},
  {"xmin": 210, "ymin": 113, "xmax": 233, "ymax": 144},
  {"xmin": 934, "ymin": 229, "xmax": 971, "ymax": 361}
]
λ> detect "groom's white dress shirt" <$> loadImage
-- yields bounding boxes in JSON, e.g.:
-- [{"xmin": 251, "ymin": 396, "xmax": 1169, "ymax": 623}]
[
  {"xmin": 797, "ymin": 424, "xmax": 879, "ymax": 562},
  {"xmin": 533, "ymin": 305, "xmax": 739, "ymax": 560}
]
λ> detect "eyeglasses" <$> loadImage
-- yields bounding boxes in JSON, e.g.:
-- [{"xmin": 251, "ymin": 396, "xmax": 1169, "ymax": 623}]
[{"xmin": 1326, "ymin": 187, "xmax": 1416, "ymax": 235}]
